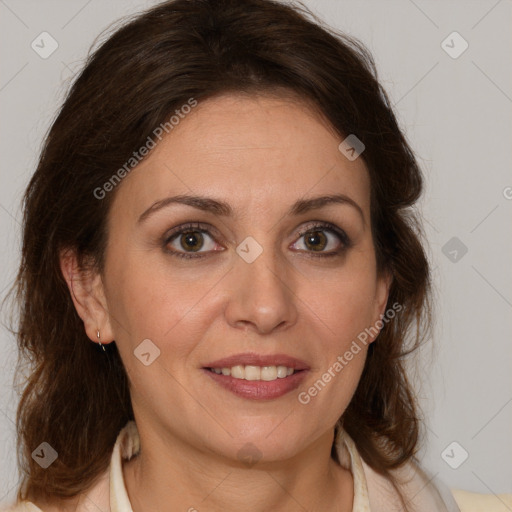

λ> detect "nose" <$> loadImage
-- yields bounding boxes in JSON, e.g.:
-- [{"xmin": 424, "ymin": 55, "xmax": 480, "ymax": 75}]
[{"xmin": 223, "ymin": 242, "xmax": 298, "ymax": 335}]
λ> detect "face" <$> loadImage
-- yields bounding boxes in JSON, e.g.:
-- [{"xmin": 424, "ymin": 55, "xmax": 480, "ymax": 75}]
[{"xmin": 91, "ymin": 93, "xmax": 390, "ymax": 463}]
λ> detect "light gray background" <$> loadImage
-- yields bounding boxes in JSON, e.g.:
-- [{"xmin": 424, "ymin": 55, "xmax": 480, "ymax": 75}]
[{"xmin": 1, "ymin": 0, "xmax": 511, "ymax": 505}]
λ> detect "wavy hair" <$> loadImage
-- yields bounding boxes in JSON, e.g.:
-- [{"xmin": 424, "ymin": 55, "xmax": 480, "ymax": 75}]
[{"xmin": 7, "ymin": 0, "xmax": 431, "ymax": 509}]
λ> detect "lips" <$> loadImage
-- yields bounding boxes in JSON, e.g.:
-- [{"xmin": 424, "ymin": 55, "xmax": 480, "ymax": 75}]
[
  {"xmin": 202, "ymin": 352, "xmax": 310, "ymax": 400},
  {"xmin": 203, "ymin": 368, "xmax": 308, "ymax": 400}
]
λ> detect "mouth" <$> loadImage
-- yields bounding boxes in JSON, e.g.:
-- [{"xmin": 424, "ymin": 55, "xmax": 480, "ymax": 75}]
[{"xmin": 202, "ymin": 353, "xmax": 309, "ymax": 400}]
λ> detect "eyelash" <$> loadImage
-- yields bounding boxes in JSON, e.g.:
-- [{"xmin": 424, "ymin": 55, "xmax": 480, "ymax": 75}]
[{"xmin": 163, "ymin": 221, "xmax": 351, "ymax": 260}]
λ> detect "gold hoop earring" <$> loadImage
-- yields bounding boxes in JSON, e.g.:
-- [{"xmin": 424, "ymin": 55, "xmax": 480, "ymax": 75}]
[{"xmin": 97, "ymin": 329, "xmax": 106, "ymax": 352}]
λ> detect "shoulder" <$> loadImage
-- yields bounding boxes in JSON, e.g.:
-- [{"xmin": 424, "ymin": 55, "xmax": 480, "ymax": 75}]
[
  {"xmin": 451, "ymin": 488, "xmax": 512, "ymax": 512},
  {"xmin": 0, "ymin": 422, "xmax": 134, "ymax": 512},
  {"xmin": 0, "ymin": 496, "xmax": 84, "ymax": 512},
  {"xmin": 0, "ymin": 464, "xmax": 111, "ymax": 512},
  {"xmin": 361, "ymin": 454, "xmax": 512, "ymax": 512},
  {"xmin": 0, "ymin": 502, "xmax": 44, "ymax": 512}
]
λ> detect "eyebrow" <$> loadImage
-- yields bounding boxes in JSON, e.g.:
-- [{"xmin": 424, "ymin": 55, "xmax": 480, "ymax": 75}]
[{"xmin": 137, "ymin": 193, "xmax": 365, "ymax": 224}]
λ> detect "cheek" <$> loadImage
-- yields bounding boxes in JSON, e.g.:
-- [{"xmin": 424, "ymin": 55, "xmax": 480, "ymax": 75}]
[
  {"xmin": 303, "ymin": 268, "xmax": 380, "ymax": 342},
  {"xmin": 104, "ymin": 251, "xmax": 221, "ymax": 356}
]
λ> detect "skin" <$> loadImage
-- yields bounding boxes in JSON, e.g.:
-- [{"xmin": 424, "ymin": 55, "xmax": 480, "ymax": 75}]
[{"xmin": 60, "ymin": 93, "xmax": 391, "ymax": 512}]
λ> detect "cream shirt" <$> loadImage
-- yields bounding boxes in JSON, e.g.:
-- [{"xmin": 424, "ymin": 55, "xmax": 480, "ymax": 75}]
[{"xmin": 2, "ymin": 421, "xmax": 511, "ymax": 512}]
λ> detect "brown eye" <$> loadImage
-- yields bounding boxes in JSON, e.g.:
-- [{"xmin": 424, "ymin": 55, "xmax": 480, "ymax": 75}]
[
  {"xmin": 165, "ymin": 227, "xmax": 220, "ymax": 257},
  {"xmin": 304, "ymin": 231, "xmax": 327, "ymax": 251},
  {"xmin": 179, "ymin": 231, "xmax": 204, "ymax": 252},
  {"xmin": 290, "ymin": 222, "xmax": 351, "ymax": 257}
]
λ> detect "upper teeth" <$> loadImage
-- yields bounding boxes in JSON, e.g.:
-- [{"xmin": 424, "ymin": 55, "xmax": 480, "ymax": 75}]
[{"xmin": 210, "ymin": 365, "xmax": 295, "ymax": 381}]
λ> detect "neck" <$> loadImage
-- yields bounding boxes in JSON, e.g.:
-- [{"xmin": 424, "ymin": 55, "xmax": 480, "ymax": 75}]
[{"xmin": 122, "ymin": 425, "xmax": 353, "ymax": 512}]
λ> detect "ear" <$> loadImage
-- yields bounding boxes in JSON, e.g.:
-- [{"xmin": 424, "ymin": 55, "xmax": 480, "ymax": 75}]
[
  {"xmin": 59, "ymin": 248, "xmax": 115, "ymax": 346},
  {"xmin": 369, "ymin": 269, "xmax": 393, "ymax": 343}
]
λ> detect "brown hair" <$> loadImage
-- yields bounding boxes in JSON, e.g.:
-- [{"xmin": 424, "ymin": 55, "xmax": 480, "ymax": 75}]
[{"xmin": 8, "ymin": 0, "xmax": 431, "ymax": 508}]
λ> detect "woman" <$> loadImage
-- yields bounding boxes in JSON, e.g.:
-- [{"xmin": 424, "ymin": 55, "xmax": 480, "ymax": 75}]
[{"xmin": 2, "ymin": 0, "xmax": 509, "ymax": 511}]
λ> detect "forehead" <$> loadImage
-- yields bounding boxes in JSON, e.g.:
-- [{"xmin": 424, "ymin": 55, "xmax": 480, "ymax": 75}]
[{"xmin": 111, "ymin": 93, "xmax": 371, "ymax": 220}]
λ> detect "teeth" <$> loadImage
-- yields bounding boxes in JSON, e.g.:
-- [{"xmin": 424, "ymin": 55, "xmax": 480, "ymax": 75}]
[
  {"xmin": 245, "ymin": 365, "xmax": 260, "ymax": 381},
  {"xmin": 277, "ymin": 366, "xmax": 288, "ymax": 378},
  {"xmin": 210, "ymin": 365, "xmax": 297, "ymax": 381},
  {"xmin": 261, "ymin": 366, "xmax": 277, "ymax": 381},
  {"xmin": 231, "ymin": 365, "xmax": 244, "ymax": 379}
]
